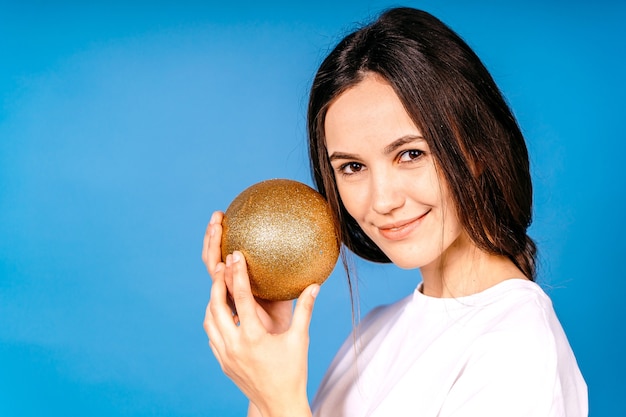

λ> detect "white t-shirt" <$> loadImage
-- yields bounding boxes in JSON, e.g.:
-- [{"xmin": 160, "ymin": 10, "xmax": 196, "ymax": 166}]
[{"xmin": 312, "ymin": 279, "xmax": 587, "ymax": 416}]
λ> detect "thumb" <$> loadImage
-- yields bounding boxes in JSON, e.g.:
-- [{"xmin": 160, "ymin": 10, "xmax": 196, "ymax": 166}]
[{"xmin": 290, "ymin": 284, "xmax": 320, "ymax": 335}]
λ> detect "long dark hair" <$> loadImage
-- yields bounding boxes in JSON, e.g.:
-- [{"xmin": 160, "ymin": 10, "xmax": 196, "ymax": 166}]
[{"xmin": 308, "ymin": 7, "xmax": 537, "ymax": 280}]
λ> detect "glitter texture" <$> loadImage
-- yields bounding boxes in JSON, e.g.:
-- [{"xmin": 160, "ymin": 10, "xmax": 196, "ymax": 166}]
[{"xmin": 221, "ymin": 179, "xmax": 339, "ymax": 301}]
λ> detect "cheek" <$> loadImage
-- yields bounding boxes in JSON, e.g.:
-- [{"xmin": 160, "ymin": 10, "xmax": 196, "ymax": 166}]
[
  {"xmin": 438, "ymin": 187, "xmax": 464, "ymax": 238},
  {"xmin": 336, "ymin": 183, "xmax": 366, "ymax": 220}
]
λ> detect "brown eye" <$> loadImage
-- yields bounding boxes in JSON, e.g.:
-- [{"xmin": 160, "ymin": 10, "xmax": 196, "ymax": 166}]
[
  {"xmin": 341, "ymin": 162, "xmax": 364, "ymax": 175},
  {"xmin": 399, "ymin": 149, "xmax": 424, "ymax": 162}
]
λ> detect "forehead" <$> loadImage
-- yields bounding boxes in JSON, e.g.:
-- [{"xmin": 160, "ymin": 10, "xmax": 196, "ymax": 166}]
[{"xmin": 324, "ymin": 74, "xmax": 421, "ymax": 151}]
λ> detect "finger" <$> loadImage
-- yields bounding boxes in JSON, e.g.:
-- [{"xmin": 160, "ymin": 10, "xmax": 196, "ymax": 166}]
[
  {"xmin": 204, "ymin": 302, "xmax": 228, "ymax": 365},
  {"xmin": 208, "ymin": 264, "xmax": 238, "ymax": 338},
  {"xmin": 227, "ymin": 295, "xmax": 238, "ymax": 318},
  {"xmin": 202, "ymin": 211, "xmax": 221, "ymax": 263},
  {"xmin": 290, "ymin": 284, "xmax": 320, "ymax": 336},
  {"xmin": 229, "ymin": 251, "xmax": 261, "ymax": 328},
  {"xmin": 204, "ymin": 211, "xmax": 225, "ymax": 276},
  {"xmin": 213, "ymin": 260, "xmax": 234, "ymax": 305},
  {"xmin": 211, "ymin": 211, "xmax": 224, "ymax": 225},
  {"xmin": 204, "ymin": 299, "xmax": 223, "ymax": 345}
]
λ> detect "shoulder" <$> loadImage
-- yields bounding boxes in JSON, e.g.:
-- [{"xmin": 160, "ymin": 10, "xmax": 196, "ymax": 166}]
[
  {"xmin": 495, "ymin": 280, "xmax": 570, "ymax": 341},
  {"xmin": 468, "ymin": 279, "xmax": 559, "ymax": 330},
  {"xmin": 465, "ymin": 280, "xmax": 569, "ymax": 363},
  {"xmin": 444, "ymin": 279, "xmax": 588, "ymax": 416}
]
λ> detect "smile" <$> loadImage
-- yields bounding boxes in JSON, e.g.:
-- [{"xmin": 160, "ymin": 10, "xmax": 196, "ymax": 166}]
[{"xmin": 377, "ymin": 210, "xmax": 430, "ymax": 241}]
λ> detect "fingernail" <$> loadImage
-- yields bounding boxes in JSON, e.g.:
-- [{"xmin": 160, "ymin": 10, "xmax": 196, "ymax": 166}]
[
  {"xmin": 232, "ymin": 251, "xmax": 241, "ymax": 263},
  {"xmin": 226, "ymin": 254, "xmax": 232, "ymax": 267},
  {"xmin": 209, "ymin": 225, "xmax": 215, "ymax": 237},
  {"xmin": 215, "ymin": 263, "xmax": 223, "ymax": 272},
  {"xmin": 210, "ymin": 212, "xmax": 218, "ymax": 225},
  {"xmin": 311, "ymin": 285, "xmax": 320, "ymax": 299}
]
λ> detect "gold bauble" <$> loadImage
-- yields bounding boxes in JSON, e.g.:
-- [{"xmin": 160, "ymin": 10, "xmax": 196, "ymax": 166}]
[{"xmin": 221, "ymin": 179, "xmax": 339, "ymax": 301}]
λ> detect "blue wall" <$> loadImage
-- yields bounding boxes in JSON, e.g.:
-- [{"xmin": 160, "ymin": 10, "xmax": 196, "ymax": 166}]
[{"xmin": 1, "ymin": 1, "xmax": 624, "ymax": 416}]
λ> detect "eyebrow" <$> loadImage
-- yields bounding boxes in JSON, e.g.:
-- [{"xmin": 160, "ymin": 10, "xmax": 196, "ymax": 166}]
[
  {"xmin": 328, "ymin": 135, "xmax": 425, "ymax": 162},
  {"xmin": 383, "ymin": 135, "xmax": 424, "ymax": 155}
]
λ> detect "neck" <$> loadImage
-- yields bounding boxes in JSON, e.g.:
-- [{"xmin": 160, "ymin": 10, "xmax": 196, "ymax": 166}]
[{"xmin": 419, "ymin": 233, "xmax": 527, "ymax": 298}]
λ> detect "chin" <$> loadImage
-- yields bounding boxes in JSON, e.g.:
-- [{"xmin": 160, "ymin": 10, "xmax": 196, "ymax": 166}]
[
  {"xmin": 381, "ymin": 246, "xmax": 440, "ymax": 271},
  {"xmin": 385, "ymin": 254, "xmax": 424, "ymax": 271}
]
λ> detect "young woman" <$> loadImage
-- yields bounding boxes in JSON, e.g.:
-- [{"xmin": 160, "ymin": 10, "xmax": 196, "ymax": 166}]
[{"xmin": 203, "ymin": 7, "xmax": 587, "ymax": 417}]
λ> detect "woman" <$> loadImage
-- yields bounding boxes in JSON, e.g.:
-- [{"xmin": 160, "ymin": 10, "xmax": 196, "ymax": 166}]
[{"xmin": 203, "ymin": 7, "xmax": 587, "ymax": 416}]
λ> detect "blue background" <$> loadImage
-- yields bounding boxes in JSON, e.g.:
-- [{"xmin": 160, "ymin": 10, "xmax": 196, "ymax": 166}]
[{"xmin": 1, "ymin": 1, "xmax": 624, "ymax": 416}]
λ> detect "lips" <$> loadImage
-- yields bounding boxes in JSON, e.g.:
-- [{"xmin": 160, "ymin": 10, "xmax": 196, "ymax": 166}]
[{"xmin": 377, "ymin": 210, "xmax": 430, "ymax": 241}]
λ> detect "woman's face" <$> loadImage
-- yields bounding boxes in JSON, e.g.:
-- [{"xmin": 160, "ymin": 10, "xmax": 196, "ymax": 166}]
[{"xmin": 324, "ymin": 74, "xmax": 466, "ymax": 270}]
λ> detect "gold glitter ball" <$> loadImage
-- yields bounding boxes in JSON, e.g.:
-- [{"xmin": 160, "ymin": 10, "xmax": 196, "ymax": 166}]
[{"xmin": 221, "ymin": 179, "xmax": 339, "ymax": 301}]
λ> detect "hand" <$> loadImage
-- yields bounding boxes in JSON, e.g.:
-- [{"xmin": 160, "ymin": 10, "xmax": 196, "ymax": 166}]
[
  {"xmin": 201, "ymin": 212, "xmax": 293, "ymax": 333},
  {"xmin": 202, "ymin": 212, "xmax": 317, "ymax": 416}
]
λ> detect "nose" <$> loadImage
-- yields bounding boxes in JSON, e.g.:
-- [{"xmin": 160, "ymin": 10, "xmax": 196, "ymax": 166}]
[{"xmin": 370, "ymin": 169, "xmax": 405, "ymax": 215}]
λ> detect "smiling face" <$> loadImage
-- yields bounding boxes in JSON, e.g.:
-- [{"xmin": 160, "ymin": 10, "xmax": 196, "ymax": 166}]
[{"xmin": 324, "ymin": 74, "xmax": 468, "ymax": 271}]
